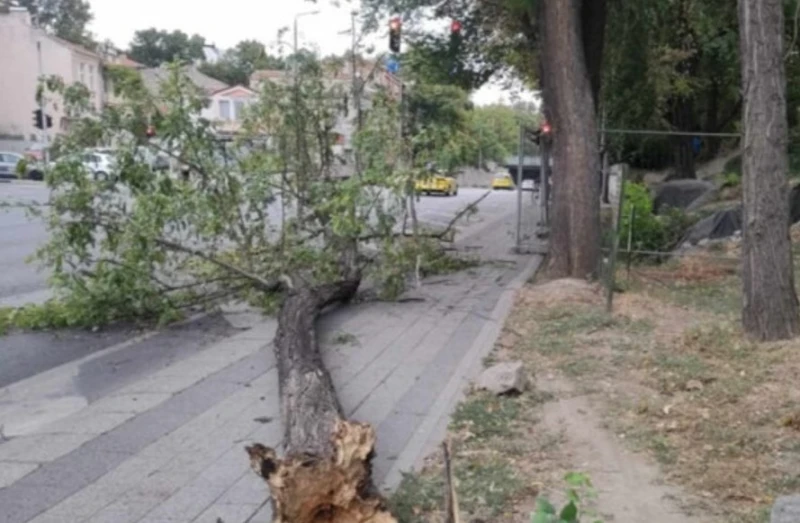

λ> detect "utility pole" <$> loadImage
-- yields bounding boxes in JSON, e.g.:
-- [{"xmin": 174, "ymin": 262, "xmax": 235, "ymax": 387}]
[
  {"xmin": 478, "ymin": 126, "xmax": 483, "ymax": 169},
  {"xmin": 515, "ymin": 123, "xmax": 524, "ymax": 251},
  {"xmin": 36, "ymin": 40, "xmax": 49, "ymax": 167}
]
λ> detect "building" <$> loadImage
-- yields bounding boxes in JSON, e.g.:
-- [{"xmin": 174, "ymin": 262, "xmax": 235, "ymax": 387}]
[
  {"xmin": 250, "ymin": 60, "xmax": 401, "ymax": 165},
  {"xmin": 0, "ymin": 6, "xmax": 104, "ymax": 151},
  {"xmin": 201, "ymin": 85, "xmax": 257, "ymax": 136}
]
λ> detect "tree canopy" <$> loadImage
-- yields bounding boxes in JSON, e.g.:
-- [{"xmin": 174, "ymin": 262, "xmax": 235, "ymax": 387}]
[
  {"xmin": 198, "ymin": 40, "xmax": 286, "ymax": 86},
  {"xmin": 128, "ymin": 28, "xmax": 207, "ymax": 67},
  {"xmin": 16, "ymin": 0, "xmax": 94, "ymax": 47}
]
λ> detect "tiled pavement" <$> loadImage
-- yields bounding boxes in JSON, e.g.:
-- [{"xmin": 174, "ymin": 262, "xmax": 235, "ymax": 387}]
[{"xmin": 0, "ymin": 202, "xmax": 542, "ymax": 523}]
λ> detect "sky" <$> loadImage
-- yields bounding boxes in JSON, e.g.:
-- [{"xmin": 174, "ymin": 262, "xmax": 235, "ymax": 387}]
[{"xmin": 86, "ymin": 0, "xmax": 537, "ymax": 106}]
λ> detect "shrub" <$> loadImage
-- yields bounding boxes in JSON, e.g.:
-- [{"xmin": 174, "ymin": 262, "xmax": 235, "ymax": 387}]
[{"xmin": 618, "ymin": 182, "xmax": 696, "ymax": 256}]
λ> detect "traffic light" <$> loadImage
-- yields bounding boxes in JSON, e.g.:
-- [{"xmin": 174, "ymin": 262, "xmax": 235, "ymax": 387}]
[
  {"xmin": 529, "ymin": 122, "xmax": 552, "ymax": 145},
  {"xmin": 32, "ymin": 109, "xmax": 52, "ymax": 130},
  {"xmin": 389, "ymin": 17, "xmax": 401, "ymax": 53},
  {"xmin": 450, "ymin": 19, "xmax": 462, "ymax": 48}
]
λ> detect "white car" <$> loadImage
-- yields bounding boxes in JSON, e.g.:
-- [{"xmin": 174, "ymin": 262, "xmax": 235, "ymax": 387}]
[
  {"xmin": 521, "ymin": 179, "xmax": 535, "ymax": 191},
  {"xmin": 57, "ymin": 152, "xmax": 116, "ymax": 181},
  {"xmin": 81, "ymin": 152, "xmax": 116, "ymax": 180}
]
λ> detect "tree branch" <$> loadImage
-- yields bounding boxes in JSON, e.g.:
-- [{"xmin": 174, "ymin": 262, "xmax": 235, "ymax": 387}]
[{"xmin": 153, "ymin": 238, "xmax": 284, "ymax": 293}]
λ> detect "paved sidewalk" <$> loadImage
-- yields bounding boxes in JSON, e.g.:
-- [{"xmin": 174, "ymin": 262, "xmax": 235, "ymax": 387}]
[{"xmin": 0, "ymin": 202, "xmax": 541, "ymax": 523}]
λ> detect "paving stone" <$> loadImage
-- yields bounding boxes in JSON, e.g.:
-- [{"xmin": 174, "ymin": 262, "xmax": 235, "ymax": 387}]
[
  {"xmin": 193, "ymin": 502, "xmax": 263, "ymax": 523},
  {"xmin": 36, "ymin": 410, "xmax": 136, "ymax": 435},
  {"xmin": 0, "ymin": 432, "xmax": 94, "ymax": 463},
  {"xmin": 0, "ymin": 460, "xmax": 38, "ymax": 488},
  {"xmin": 91, "ymin": 392, "xmax": 173, "ymax": 414},
  {"xmin": 142, "ymin": 483, "xmax": 229, "ymax": 522},
  {"xmin": 16, "ymin": 446, "xmax": 130, "ymax": 487},
  {"xmin": 216, "ymin": 473, "xmax": 269, "ymax": 505},
  {"xmin": 0, "ymin": 483, "xmax": 72, "ymax": 523}
]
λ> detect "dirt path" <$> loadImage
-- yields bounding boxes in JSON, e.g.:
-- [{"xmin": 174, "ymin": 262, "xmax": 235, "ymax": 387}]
[{"xmin": 538, "ymin": 375, "xmax": 705, "ymax": 523}]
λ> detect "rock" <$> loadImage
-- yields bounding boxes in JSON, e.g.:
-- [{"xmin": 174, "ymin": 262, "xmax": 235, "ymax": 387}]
[
  {"xmin": 653, "ymin": 179, "xmax": 716, "ymax": 214},
  {"xmin": 772, "ymin": 495, "xmax": 800, "ymax": 523},
  {"xmin": 680, "ymin": 206, "xmax": 742, "ymax": 246},
  {"xmin": 476, "ymin": 361, "xmax": 527, "ymax": 395},
  {"xmin": 685, "ymin": 380, "xmax": 704, "ymax": 391}
]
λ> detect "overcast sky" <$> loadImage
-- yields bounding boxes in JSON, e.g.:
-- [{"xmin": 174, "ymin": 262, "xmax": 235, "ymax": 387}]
[{"xmin": 86, "ymin": 0, "xmax": 536, "ymax": 106}]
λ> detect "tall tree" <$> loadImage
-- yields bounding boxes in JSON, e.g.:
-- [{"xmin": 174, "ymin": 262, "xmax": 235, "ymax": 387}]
[
  {"xmin": 198, "ymin": 40, "xmax": 285, "ymax": 86},
  {"xmin": 128, "ymin": 28, "xmax": 207, "ymax": 67},
  {"xmin": 539, "ymin": 0, "xmax": 602, "ymax": 278},
  {"xmin": 18, "ymin": 0, "xmax": 94, "ymax": 46},
  {"xmin": 738, "ymin": 0, "xmax": 799, "ymax": 340}
]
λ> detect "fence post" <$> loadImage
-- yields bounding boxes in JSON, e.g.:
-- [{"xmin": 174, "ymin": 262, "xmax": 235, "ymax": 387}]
[
  {"xmin": 626, "ymin": 205, "xmax": 635, "ymax": 279},
  {"xmin": 606, "ymin": 163, "xmax": 627, "ymax": 313}
]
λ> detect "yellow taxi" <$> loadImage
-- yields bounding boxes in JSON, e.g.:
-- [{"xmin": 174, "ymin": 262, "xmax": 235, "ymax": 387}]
[
  {"xmin": 415, "ymin": 173, "xmax": 459, "ymax": 196},
  {"xmin": 491, "ymin": 172, "xmax": 514, "ymax": 190}
]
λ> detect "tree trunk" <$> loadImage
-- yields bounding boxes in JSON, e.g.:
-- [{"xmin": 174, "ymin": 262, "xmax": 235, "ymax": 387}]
[
  {"xmin": 581, "ymin": 0, "xmax": 607, "ymax": 109},
  {"xmin": 540, "ymin": 0, "xmax": 602, "ymax": 278},
  {"xmin": 738, "ymin": 0, "xmax": 800, "ymax": 341},
  {"xmin": 246, "ymin": 278, "xmax": 398, "ymax": 522}
]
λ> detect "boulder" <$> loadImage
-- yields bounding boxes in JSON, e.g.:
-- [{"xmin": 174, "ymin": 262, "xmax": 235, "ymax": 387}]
[
  {"xmin": 476, "ymin": 361, "xmax": 527, "ymax": 395},
  {"xmin": 772, "ymin": 495, "xmax": 800, "ymax": 523},
  {"xmin": 680, "ymin": 206, "xmax": 742, "ymax": 246},
  {"xmin": 653, "ymin": 180, "xmax": 716, "ymax": 214}
]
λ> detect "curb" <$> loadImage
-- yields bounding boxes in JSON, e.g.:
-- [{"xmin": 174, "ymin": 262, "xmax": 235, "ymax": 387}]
[{"xmin": 380, "ymin": 251, "xmax": 543, "ymax": 492}]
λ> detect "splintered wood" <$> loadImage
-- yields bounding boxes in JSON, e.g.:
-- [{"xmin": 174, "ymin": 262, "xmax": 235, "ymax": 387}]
[{"xmin": 246, "ymin": 420, "xmax": 397, "ymax": 523}]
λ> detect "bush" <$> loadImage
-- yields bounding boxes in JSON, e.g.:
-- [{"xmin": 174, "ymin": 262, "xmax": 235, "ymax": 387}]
[
  {"xmin": 618, "ymin": 182, "xmax": 696, "ymax": 256},
  {"xmin": 15, "ymin": 157, "xmax": 28, "ymax": 179}
]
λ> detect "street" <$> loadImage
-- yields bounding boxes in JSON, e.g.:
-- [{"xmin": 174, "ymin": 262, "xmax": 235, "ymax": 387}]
[
  {"xmin": 0, "ymin": 181, "xmax": 520, "ymax": 394},
  {"xmin": 0, "ymin": 182, "xmax": 511, "ymax": 308}
]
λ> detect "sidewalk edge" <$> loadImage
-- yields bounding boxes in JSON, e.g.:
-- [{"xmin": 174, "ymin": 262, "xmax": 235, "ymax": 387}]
[{"xmin": 380, "ymin": 252, "xmax": 543, "ymax": 492}]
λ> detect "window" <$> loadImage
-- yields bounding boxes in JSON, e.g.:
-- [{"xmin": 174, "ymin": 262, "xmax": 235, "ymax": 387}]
[
  {"xmin": 80, "ymin": 63, "xmax": 86, "ymax": 85},
  {"xmin": 88, "ymin": 65, "xmax": 95, "ymax": 91},
  {"xmin": 234, "ymin": 100, "xmax": 245, "ymax": 121},
  {"xmin": 219, "ymin": 100, "xmax": 231, "ymax": 120}
]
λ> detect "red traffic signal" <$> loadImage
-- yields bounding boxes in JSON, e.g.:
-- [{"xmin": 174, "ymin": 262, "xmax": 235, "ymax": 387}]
[
  {"xmin": 389, "ymin": 17, "xmax": 402, "ymax": 53},
  {"xmin": 450, "ymin": 20, "xmax": 462, "ymax": 33},
  {"xmin": 541, "ymin": 122, "xmax": 552, "ymax": 134},
  {"xmin": 145, "ymin": 125, "xmax": 156, "ymax": 138}
]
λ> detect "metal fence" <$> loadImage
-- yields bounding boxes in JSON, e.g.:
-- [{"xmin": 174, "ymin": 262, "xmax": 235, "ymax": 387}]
[{"xmin": 599, "ymin": 128, "xmax": 743, "ymax": 311}]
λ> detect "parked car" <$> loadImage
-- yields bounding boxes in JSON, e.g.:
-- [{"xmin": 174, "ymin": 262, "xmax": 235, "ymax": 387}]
[
  {"xmin": 0, "ymin": 151, "xmax": 45, "ymax": 180},
  {"xmin": 56, "ymin": 151, "xmax": 116, "ymax": 181},
  {"xmin": 491, "ymin": 173, "xmax": 514, "ymax": 190},
  {"xmin": 415, "ymin": 172, "xmax": 459, "ymax": 196},
  {"xmin": 0, "ymin": 152, "xmax": 23, "ymax": 180},
  {"xmin": 521, "ymin": 179, "xmax": 535, "ymax": 191}
]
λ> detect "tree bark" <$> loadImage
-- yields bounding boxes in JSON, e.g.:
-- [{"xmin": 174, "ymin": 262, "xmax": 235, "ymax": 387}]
[
  {"xmin": 738, "ymin": 0, "xmax": 800, "ymax": 341},
  {"xmin": 246, "ymin": 277, "xmax": 397, "ymax": 522},
  {"xmin": 540, "ymin": 0, "xmax": 602, "ymax": 278},
  {"xmin": 581, "ymin": 0, "xmax": 607, "ymax": 109}
]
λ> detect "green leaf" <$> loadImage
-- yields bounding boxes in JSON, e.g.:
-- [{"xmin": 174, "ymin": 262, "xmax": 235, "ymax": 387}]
[
  {"xmin": 535, "ymin": 498, "xmax": 556, "ymax": 515},
  {"xmin": 559, "ymin": 501, "xmax": 578, "ymax": 521}
]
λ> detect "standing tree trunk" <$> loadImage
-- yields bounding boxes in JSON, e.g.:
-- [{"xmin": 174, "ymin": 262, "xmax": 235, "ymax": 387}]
[
  {"xmin": 539, "ymin": 0, "xmax": 602, "ymax": 278},
  {"xmin": 738, "ymin": 0, "xmax": 800, "ymax": 340},
  {"xmin": 246, "ymin": 277, "xmax": 398, "ymax": 523}
]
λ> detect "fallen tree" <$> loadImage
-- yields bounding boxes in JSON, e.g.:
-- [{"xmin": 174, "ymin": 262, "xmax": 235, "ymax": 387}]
[{"xmin": 37, "ymin": 59, "xmax": 480, "ymax": 520}]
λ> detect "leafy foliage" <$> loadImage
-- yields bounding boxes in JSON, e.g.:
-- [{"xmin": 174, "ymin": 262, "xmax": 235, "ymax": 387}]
[
  {"xmin": 16, "ymin": 0, "xmax": 94, "ymax": 47},
  {"xmin": 531, "ymin": 472, "xmax": 602, "ymax": 523},
  {"xmin": 198, "ymin": 40, "xmax": 286, "ymax": 86},
  {"xmin": 27, "ymin": 53, "xmax": 476, "ymax": 329},
  {"xmin": 128, "ymin": 28, "xmax": 208, "ymax": 67}
]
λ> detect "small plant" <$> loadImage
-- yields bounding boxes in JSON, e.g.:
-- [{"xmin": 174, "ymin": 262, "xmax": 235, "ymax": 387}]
[
  {"xmin": 721, "ymin": 171, "xmax": 740, "ymax": 189},
  {"xmin": 531, "ymin": 472, "xmax": 602, "ymax": 523}
]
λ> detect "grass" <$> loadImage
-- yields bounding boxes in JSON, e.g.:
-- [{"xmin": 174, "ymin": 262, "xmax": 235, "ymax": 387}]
[{"xmin": 496, "ymin": 247, "xmax": 800, "ymax": 522}]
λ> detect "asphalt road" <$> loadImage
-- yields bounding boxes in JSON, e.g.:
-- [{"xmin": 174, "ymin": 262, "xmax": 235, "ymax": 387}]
[{"xmin": 0, "ymin": 181, "xmax": 521, "ymax": 395}]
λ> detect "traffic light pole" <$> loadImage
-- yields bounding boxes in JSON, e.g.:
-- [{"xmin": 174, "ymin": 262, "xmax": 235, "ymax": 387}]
[
  {"xmin": 36, "ymin": 40, "xmax": 50, "ymax": 166},
  {"xmin": 515, "ymin": 123, "xmax": 524, "ymax": 252}
]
